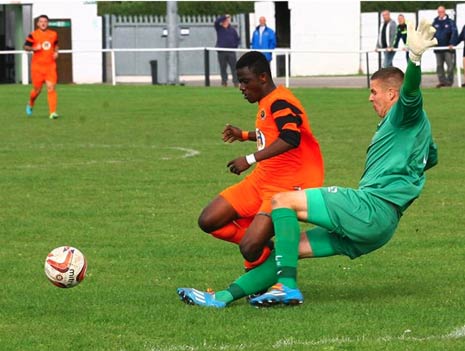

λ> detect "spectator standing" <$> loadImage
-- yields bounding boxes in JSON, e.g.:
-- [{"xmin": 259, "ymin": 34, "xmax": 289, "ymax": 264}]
[
  {"xmin": 214, "ymin": 14, "xmax": 240, "ymax": 87},
  {"xmin": 394, "ymin": 14, "xmax": 409, "ymax": 62},
  {"xmin": 457, "ymin": 24, "xmax": 465, "ymax": 87},
  {"xmin": 251, "ymin": 16, "xmax": 277, "ymax": 62},
  {"xmin": 376, "ymin": 10, "xmax": 397, "ymax": 68},
  {"xmin": 432, "ymin": 6, "xmax": 458, "ymax": 87}
]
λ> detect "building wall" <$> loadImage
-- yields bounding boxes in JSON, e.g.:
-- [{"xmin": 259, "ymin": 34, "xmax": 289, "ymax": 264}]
[
  {"xmin": 458, "ymin": 3, "xmax": 465, "ymax": 31},
  {"xmin": 31, "ymin": 1, "xmax": 102, "ymax": 83},
  {"xmin": 289, "ymin": 0, "xmax": 360, "ymax": 75}
]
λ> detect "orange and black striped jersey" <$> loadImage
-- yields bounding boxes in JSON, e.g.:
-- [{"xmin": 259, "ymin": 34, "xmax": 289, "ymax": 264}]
[
  {"xmin": 251, "ymin": 85, "xmax": 324, "ymax": 188},
  {"xmin": 24, "ymin": 29, "xmax": 58, "ymax": 66}
]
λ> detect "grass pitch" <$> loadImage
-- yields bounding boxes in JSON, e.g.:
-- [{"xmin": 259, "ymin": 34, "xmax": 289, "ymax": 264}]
[{"xmin": 0, "ymin": 83, "xmax": 464, "ymax": 351}]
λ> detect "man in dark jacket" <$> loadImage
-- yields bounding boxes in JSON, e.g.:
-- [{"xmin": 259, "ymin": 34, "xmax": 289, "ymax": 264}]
[
  {"xmin": 214, "ymin": 14, "xmax": 240, "ymax": 87},
  {"xmin": 432, "ymin": 6, "xmax": 458, "ymax": 87}
]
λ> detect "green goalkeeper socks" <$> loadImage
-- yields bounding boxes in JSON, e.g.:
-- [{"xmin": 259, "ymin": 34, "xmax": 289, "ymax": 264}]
[
  {"xmin": 214, "ymin": 252, "xmax": 278, "ymax": 304},
  {"xmin": 271, "ymin": 208, "xmax": 301, "ymax": 289}
]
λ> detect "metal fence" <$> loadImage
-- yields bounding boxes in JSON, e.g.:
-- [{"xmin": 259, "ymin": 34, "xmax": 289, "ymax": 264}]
[
  {"xmin": 105, "ymin": 14, "xmax": 248, "ymax": 83},
  {"xmin": 1, "ymin": 45, "xmax": 463, "ymax": 88}
]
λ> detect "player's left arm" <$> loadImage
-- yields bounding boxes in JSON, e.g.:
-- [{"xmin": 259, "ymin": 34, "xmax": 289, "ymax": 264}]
[
  {"xmin": 449, "ymin": 21, "xmax": 458, "ymax": 48},
  {"xmin": 394, "ymin": 20, "xmax": 437, "ymax": 126},
  {"xmin": 53, "ymin": 34, "xmax": 59, "ymax": 60},
  {"xmin": 227, "ymin": 138, "xmax": 294, "ymax": 175}
]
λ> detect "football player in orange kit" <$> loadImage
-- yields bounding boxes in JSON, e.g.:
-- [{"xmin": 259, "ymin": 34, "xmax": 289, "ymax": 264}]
[
  {"xmin": 24, "ymin": 15, "xmax": 60, "ymax": 119},
  {"xmin": 197, "ymin": 51, "xmax": 324, "ymax": 270}
]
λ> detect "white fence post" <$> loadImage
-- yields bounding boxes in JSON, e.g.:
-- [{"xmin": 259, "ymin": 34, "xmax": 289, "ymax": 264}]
[
  {"xmin": 285, "ymin": 51, "xmax": 290, "ymax": 88},
  {"xmin": 111, "ymin": 49, "xmax": 116, "ymax": 86},
  {"xmin": 456, "ymin": 47, "xmax": 462, "ymax": 88},
  {"xmin": 21, "ymin": 52, "xmax": 28, "ymax": 85}
]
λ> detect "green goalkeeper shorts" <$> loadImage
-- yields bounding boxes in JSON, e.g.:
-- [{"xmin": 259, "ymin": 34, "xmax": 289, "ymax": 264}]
[{"xmin": 306, "ymin": 187, "xmax": 400, "ymax": 259}]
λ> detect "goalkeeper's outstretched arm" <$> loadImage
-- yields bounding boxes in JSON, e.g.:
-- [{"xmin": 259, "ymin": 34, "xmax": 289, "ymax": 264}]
[
  {"xmin": 403, "ymin": 19, "xmax": 438, "ymax": 94},
  {"xmin": 394, "ymin": 20, "xmax": 437, "ymax": 125}
]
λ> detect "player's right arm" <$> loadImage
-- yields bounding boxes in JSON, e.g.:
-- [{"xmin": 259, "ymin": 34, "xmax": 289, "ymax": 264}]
[
  {"xmin": 23, "ymin": 33, "xmax": 40, "ymax": 52},
  {"xmin": 214, "ymin": 15, "xmax": 227, "ymax": 31},
  {"xmin": 222, "ymin": 124, "xmax": 256, "ymax": 143},
  {"xmin": 425, "ymin": 141, "xmax": 438, "ymax": 171}
]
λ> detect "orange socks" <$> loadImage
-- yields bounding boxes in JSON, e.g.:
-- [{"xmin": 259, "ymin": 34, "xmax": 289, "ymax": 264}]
[
  {"xmin": 29, "ymin": 89, "xmax": 40, "ymax": 107},
  {"xmin": 244, "ymin": 245, "xmax": 272, "ymax": 271},
  {"xmin": 47, "ymin": 90, "xmax": 57, "ymax": 114},
  {"xmin": 211, "ymin": 221, "xmax": 246, "ymax": 244},
  {"xmin": 210, "ymin": 217, "xmax": 272, "ymax": 270}
]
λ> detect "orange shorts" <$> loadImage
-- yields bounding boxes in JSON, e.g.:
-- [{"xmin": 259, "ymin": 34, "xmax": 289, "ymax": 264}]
[
  {"xmin": 220, "ymin": 175, "xmax": 300, "ymax": 218},
  {"xmin": 31, "ymin": 64, "xmax": 57, "ymax": 87}
]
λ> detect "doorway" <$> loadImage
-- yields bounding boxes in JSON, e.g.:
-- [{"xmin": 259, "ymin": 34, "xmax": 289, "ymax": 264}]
[
  {"xmin": 44, "ymin": 18, "xmax": 73, "ymax": 83},
  {"xmin": 275, "ymin": 1, "xmax": 290, "ymax": 77}
]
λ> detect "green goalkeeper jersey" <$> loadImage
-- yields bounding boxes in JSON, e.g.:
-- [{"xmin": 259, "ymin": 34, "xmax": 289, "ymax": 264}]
[{"xmin": 359, "ymin": 61, "xmax": 438, "ymax": 213}]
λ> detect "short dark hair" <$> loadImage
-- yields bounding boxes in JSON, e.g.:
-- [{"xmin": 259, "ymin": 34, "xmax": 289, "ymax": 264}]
[
  {"xmin": 371, "ymin": 66, "xmax": 404, "ymax": 89},
  {"xmin": 236, "ymin": 51, "xmax": 271, "ymax": 77},
  {"xmin": 38, "ymin": 15, "xmax": 49, "ymax": 21}
]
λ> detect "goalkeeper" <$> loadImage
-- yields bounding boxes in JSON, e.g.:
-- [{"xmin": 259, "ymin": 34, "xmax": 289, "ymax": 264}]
[{"xmin": 177, "ymin": 20, "xmax": 439, "ymax": 308}]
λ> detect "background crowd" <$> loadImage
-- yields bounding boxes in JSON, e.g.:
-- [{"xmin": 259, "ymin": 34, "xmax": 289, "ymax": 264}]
[{"xmin": 377, "ymin": 6, "xmax": 465, "ymax": 88}]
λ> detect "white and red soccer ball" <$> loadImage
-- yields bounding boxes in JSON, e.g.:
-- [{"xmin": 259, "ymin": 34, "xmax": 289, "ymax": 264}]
[{"xmin": 44, "ymin": 246, "xmax": 87, "ymax": 288}]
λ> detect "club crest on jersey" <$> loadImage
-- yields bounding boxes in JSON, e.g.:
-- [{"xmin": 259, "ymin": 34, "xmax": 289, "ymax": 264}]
[
  {"xmin": 42, "ymin": 41, "xmax": 52, "ymax": 50},
  {"xmin": 259, "ymin": 109, "xmax": 266, "ymax": 120}
]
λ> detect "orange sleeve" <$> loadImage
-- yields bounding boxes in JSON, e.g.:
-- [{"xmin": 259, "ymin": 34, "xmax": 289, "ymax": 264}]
[
  {"xmin": 270, "ymin": 99, "xmax": 303, "ymax": 147},
  {"xmin": 24, "ymin": 33, "xmax": 34, "ymax": 47}
]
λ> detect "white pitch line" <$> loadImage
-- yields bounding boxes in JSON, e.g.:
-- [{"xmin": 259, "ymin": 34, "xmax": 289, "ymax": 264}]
[
  {"xmin": 446, "ymin": 324, "xmax": 465, "ymax": 338},
  {"xmin": 147, "ymin": 325, "xmax": 465, "ymax": 351},
  {"xmin": 6, "ymin": 146, "xmax": 201, "ymax": 169},
  {"xmin": 0, "ymin": 143, "xmax": 202, "ymax": 153},
  {"xmin": 166, "ymin": 147, "xmax": 200, "ymax": 159},
  {"xmin": 11, "ymin": 160, "xmax": 129, "ymax": 169}
]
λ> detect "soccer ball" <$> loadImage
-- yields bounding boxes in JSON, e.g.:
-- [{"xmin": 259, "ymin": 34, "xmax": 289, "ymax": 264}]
[{"xmin": 44, "ymin": 246, "xmax": 87, "ymax": 288}]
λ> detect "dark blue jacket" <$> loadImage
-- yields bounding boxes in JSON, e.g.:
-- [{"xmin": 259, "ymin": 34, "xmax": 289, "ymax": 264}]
[
  {"xmin": 251, "ymin": 26, "xmax": 276, "ymax": 61},
  {"xmin": 214, "ymin": 16, "xmax": 240, "ymax": 49},
  {"xmin": 432, "ymin": 15, "xmax": 458, "ymax": 52}
]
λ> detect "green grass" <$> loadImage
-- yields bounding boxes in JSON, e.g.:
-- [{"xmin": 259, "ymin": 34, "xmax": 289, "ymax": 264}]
[{"xmin": 0, "ymin": 83, "xmax": 464, "ymax": 351}]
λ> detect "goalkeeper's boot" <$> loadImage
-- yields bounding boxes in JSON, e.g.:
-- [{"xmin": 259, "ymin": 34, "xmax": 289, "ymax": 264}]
[
  {"xmin": 26, "ymin": 104, "xmax": 33, "ymax": 116},
  {"xmin": 177, "ymin": 287, "xmax": 226, "ymax": 308},
  {"xmin": 49, "ymin": 112, "xmax": 60, "ymax": 120},
  {"xmin": 249, "ymin": 283, "xmax": 303, "ymax": 307}
]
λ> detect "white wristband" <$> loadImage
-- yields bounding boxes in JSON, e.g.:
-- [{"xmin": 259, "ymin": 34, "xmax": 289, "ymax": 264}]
[{"xmin": 245, "ymin": 153, "xmax": 256, "ymax": 165}]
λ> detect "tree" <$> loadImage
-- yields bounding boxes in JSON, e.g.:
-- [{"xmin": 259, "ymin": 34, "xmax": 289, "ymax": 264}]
[
  {"xmin": 98, "ymin": 1, "xmax": 254, "ymax": 16},
  {"xmin": 361, "ymin": 1, "xmax": 461, "ymax": 13}
]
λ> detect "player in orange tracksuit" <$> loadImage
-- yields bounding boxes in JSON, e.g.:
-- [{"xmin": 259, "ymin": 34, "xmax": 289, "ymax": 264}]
[
  {"xmin": 24, "ymin": 15, "xmax": 60, "ymax": 119},
  {"xmin": 198, "ymin": 51, "xmax": 324, "ymax": 270}
]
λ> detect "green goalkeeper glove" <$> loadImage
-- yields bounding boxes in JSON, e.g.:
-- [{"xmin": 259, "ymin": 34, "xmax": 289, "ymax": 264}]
[{"xmin": 407, "ymin": 19, "xmax": 438, "ymax": 64}]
